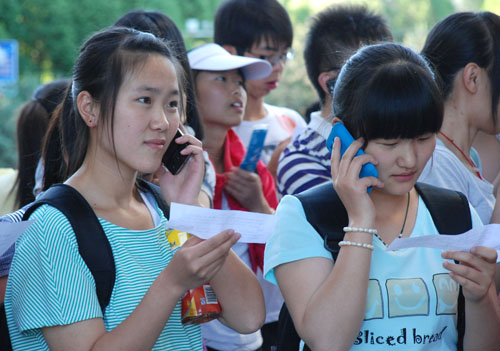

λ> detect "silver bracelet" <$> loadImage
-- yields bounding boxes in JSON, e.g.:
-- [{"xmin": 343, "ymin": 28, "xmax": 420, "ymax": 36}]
[
  {"xmin": 343, "ymin": 226, "xmax": 378, "ymax": 235},
  {"xmin": 338, "ymin": 240, "xmax": 374, "ymax": 251}
]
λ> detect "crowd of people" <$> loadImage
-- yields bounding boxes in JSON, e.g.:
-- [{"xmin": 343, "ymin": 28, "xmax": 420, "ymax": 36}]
[{"xmin": 1, "ymin": 0, "xmax": 500, "ymax": 350}]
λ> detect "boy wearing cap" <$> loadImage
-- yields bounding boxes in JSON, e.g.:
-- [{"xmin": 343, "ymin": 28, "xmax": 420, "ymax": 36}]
[
  {"xmin": 213, "ymin": 0, "xmax": 306, "ymax": 173},
  {"xmin": 188, "ymin": 43, "xmax": 277, "ymax": 351}
]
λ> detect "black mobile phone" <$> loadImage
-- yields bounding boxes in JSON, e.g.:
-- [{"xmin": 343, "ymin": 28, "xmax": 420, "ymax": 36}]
[{"xmin": 162, "ymin": 129, "xmax": 190, "ymax": 175}]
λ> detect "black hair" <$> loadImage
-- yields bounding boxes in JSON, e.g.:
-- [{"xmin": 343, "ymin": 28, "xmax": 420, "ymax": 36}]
[
  {"xmin": 422, "ymin": 11, "xmax": 500, "ymax": 123},
  {"xmin": 114, "ymin": 10, "xmax": 204, "ymax": 139},
  {"xmin": 214, "ymin": 0, "xmax": 293, "ymax": 54},
  {"xmin": 12, "ymin": 79, "xmax": 69, "ymax": 207},
  {"xmin": 333, "ymin": 43, "xmax": 443, "ymax": 141},
  {"xmin": 304, "ymin": 5, "xmax": 392, "ymax": 106},
  {"xmin": 46, "ymin": 27, "xmax": 182, "ymax": 186}
]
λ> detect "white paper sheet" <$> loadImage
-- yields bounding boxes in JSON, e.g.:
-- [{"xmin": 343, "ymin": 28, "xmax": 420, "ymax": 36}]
[
  {"xmin": 386, "ymin": 224, "xmax": 500, "ymax": 252},
  {"xmin": 0, "ymin": 220, "xmax": 35, "ymax": 256},
  {"xmin": 167, "ymin": 203, "xmax": 276, "ymax": 243}
]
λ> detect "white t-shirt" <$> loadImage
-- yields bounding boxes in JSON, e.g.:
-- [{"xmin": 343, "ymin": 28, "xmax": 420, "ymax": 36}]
[
  {"xmin": 419, "ymin": 139, "xmax": 495, "ymax": 224},
  {"xmin": 232, "ymin": 103, "xmax": 306, "ymax": 165},
  {"xmin": 264, "ymin": 194, "xmax": 483, "ymax": 350}
]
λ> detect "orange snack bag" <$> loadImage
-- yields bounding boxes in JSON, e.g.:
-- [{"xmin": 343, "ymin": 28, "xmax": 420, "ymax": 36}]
[{"xmin": 166, "ymin": 229, "xmax": 221, "ymax": 324}]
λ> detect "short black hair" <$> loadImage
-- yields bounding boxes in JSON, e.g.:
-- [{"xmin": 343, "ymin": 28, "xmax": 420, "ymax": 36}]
[
  {"xmin": 214, "ymin": 0, "xmax": 293, "ymax": 53},
  {"xmin": 333, "ymin": 43, "xmax": 443, "ymax": 141},
  {"xmin": 422, "ymin": 11, "xmax": 500, "ymax": 123},
  {"xmin": 304, "ymin": 5, "xmax": 392, "ymax": 106}
]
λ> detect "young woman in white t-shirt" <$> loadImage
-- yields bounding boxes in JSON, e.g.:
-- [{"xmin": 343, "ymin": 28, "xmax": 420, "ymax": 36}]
[{"xmin": 420, "ymin": 11, "xmax": 500, "ymax": 224}]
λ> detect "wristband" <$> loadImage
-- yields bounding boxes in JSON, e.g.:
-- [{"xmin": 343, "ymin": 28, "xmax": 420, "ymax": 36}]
[
  {"xmin": 338, "ymin": 240, "xmax": 374, "ymax": 251},
  {"xmin": 343, "ymin": 226, "xmax": 378, "ymax": 235}
]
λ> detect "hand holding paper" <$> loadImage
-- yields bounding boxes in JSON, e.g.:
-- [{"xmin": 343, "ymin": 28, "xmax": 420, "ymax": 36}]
[{"xmin": 386, "ymin": 224, "xmax": 500, "ymax": 252}]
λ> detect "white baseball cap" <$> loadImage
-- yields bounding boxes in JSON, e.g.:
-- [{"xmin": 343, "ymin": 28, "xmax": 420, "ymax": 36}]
[{"xmin": 188, "ymin": 43, "xmax": 272, "ymax": 80}]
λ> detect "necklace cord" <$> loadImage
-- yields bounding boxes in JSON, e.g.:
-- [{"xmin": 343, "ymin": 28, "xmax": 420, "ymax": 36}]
[
  {"xmin": 439, "ymin": 131, "xmax": 483, "ymax": 180},
  {"xmin": 400, "ymin": 191, "xmax": 410, "ymax": 235},
  {"xmin": 373, "ymin": 191, "xmax": 410, "ymax": 246}
]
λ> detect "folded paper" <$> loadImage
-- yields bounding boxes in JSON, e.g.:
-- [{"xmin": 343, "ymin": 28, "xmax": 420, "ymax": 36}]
[
  {"xmin": 167, "ymin": 203, "xmax": 276, "ymax": 243},
  {"xmin": 386, "ymin": 224, "xmax": 500, "ymax": 252}
]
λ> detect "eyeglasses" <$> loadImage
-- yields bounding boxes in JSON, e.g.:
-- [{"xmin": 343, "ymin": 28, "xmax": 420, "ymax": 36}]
[{"xmin": 245, "ymin": 49, "xmax": 294, "ymax": 66}]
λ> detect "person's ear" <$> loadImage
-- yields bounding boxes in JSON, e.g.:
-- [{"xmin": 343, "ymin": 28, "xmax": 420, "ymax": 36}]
[
  {"xmin": 222, "ymin": 45, "xmax": 238, "ymax": 55},
  {"xmin": 462, "ymin": 62, "xmax": 481, "ymax": 94},
  {"xmin": 76, "ymin": 91, "xmax": 99, "ymax": 128},
  {"xmin": 318, "ymin": 71, "xmax": 337, "ymax": 96}
]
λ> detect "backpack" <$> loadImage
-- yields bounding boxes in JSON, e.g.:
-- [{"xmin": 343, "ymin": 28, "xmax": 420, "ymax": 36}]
[
  {"xmin": 0, "ymin": 179, "xmax": 169, "ymax": 351},
  {"xmin": 276, "ymin": 182, "xmax": 471, "ymax": 351}
]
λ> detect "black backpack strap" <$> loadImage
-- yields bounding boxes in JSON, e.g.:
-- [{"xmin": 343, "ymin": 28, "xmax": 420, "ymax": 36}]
[
  {"xmin": 415, "ymin": 182, "xmax": 472, "ymax": 351},
  {"xmin": 415, "ymin": 182, "xmax": 472, "ymax": 234},
  {"xmin": 0, "ymin": 302, "xmax": 12, "ymax": 350},
  {"xmin": 277, "ymin": 182, "xmax": 346, "ymax": 351},
  {"xmin": 22, "ymin": 184, "xmax": 115, "ymax": 313},
  {"xmin": 276, "ymin": 302, "xmax": 301, "ymax": 351},
  {"xmin": 136, "ymin": 179, "xmax": 170, "ymax": 220},
  {"xmin": 295, "ymin": 182, "xmax": 348, "ymax": 260}
]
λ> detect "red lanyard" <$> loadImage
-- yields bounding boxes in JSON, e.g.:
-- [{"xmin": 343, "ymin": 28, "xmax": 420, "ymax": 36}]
[{"xmin": 439, "ymin": 132, "xmax": 483, "ymax": 180}]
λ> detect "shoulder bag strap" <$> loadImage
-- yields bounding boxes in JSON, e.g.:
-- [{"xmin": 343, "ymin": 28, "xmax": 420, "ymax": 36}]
[
  {"xmin": 23, "ymin": 184, "xmax": 115, "ymax": 312},
  {"xmin": 415, "ymin": 182, "xmax": 472, "ymax": 351}
]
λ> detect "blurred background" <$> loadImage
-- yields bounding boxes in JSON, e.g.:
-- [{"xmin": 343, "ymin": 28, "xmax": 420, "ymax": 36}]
[{"xmin": 0, "ymin": 0, "xmax": 499, "ymax": 167}]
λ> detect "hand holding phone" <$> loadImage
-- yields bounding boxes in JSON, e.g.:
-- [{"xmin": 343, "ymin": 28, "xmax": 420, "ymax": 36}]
[
  {"xmin": 240, "ymin": 125, "xmax": 268, "ymax": 172},
  {"xmin": 326, "ymin": 122, "xmax": 378, "ymax": 193},
  {"xmin": 162, "ymin": 129, "xmax": 191, "ymax": 175}
]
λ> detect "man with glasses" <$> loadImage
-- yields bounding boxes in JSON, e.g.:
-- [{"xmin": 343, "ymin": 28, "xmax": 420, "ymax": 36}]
[
  {"xmin": 214, "ymin": 0, "xmax": 306, "ymax": 174},
  {"xmin": 276, "ymin": 5, "xmax": 393, "ymax": 198}
]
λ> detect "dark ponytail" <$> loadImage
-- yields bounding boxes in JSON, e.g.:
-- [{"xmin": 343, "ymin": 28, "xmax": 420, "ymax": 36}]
[{"xmin": 422, "ymin": 11, "xmax": 500, "ymax": 123}]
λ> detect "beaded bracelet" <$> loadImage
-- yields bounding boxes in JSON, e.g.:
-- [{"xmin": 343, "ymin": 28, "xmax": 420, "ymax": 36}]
[
  {"xmin": 338, "ymin": 240, "xmax": 374, "ymax": 251},
  {"xmin": 343, "ymin": 226, "xmax": 378, "ymax": 235}
]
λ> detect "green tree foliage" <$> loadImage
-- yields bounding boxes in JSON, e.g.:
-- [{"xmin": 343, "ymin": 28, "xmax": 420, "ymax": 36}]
[
  {"xmin": 0, "ymin": 0, "xmax": 222, "ymax": 167},
  {"xmin": 0, "ymin": 0, "xmax": 223, "ymax": 79}
]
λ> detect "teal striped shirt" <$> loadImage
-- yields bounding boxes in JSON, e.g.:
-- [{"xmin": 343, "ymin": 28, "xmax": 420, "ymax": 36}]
[{"xmin": 5, "ymin": 200, "xmax": 202, "ymax": 350}]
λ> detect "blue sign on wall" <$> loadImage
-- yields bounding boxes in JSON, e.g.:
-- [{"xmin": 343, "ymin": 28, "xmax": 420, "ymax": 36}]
[{"xmin": 0, "ymin": 40, "xmax": 19, "ymax": 84}]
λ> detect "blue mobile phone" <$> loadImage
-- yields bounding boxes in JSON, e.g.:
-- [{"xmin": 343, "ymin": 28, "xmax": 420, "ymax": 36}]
[
  {"xmin": 326, "ymin": 122, "xmax": 378, "ymax": 193},
  {"xmin": 240, "ymin": 125, "xmax": 268, "ymax": 172}
]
